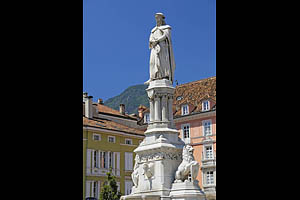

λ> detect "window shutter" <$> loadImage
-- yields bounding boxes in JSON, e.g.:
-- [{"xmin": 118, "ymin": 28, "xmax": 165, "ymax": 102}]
[
  {"xmin": 105, "ymin": 152, "xmax": 108, "ymax": 169},
  {"xmin": 97, "ymin": 181, "xmax": 101, "ymax": 199},
  {"xmin": 86, "ymin": 149, "xmax": 92, "ymax": 173},
  {"xmin": 124, "ymin": 153, "xmax": 127, "ymax": 170},
  {"xmin": 113, "ymin": 152, "xmax": 116, "ymax": 171},
  {"xmin": 112, "ymin": 152, "xmax": 115, "ymax": 169},
  {"xmin": 98, "ymin": 150, "xmax": 101, "ymax": 168},
  {"xmin": 125, "ymin": 153, "xmax": 129, "ymax": 170},
  {"xmin": 91, "ymin": 181, "xmax": 94, "ymax": 197},
  {"xmin": 131, "ymin": 153, "xmax": 133, "ymax": 170},
  {"xmin": 128, "ymin": 153, "xmax": 133, "ymax": 170},
  {"xmin": 86, "ymin": 181, "xmax": 91, "ymax": 198},
  {"xmin": 91, "ymin": 150, "xmax": 95, "ymax": 169},
  {"xmin": 202, "ymin": 121, "xmax": 205, "ymax": 136},
  {"xmin": 116, "ymin": 152, "xmax": 120, "ymax": 176},
  {"xmin": 125, "ymin": 152, "xmax": 133, "ymax": 171}
]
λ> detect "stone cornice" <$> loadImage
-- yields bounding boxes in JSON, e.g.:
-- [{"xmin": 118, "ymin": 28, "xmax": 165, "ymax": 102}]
[
  {"xmin": 83, "ymin": 125, "xmax": 145, "ymax": 138},
  {"xmin": 174, "ymin": 110, "xmax": 216, "ymax": 123}
]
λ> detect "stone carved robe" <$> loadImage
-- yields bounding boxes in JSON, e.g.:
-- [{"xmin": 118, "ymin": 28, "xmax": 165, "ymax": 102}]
[{"xmin": 149, "ymin": 25, "xmax": 175, "ymax": 83}]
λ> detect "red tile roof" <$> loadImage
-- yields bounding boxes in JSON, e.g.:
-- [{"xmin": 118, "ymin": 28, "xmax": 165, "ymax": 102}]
[
  {"xmin": 173, "ymin": 76, "xmax": 216, "ymax": 116},
  {"xmin": 97, "ymin": 104, "xmax": 138, "ymax": 120},
  {"xmin": 83, "ymin": 116, "xmax": 144, "ymax": 136},
  {"xmin": 138, "ymin": 76, "xmax": 216, "ymax": 119}
]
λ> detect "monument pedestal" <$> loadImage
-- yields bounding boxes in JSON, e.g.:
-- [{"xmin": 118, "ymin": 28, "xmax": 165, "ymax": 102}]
[
  {"xmin": 121, "ymin": 80, "xmax": 184, "ymax": 200},
  {"xmin": 121, "ymin": 80, "xmax": 206, "ymax": 200},
  {"xmin": 169, "ymin": 181, "xmax": 206, "ymax": 200}
]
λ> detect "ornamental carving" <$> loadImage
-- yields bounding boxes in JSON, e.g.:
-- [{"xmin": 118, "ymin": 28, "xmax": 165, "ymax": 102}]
[{"xmin": 137, "ymin": 151, "xmax": 182, "ymax": 163}]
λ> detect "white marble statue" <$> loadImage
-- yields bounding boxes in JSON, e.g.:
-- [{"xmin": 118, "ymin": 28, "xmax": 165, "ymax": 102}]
[
  {"xmin": 145, "ymin": 13, "xmax": 176, "ymax": 85},
  {"xmin": 174, "ymin": 145, "xmax": 200, "ymax": 183}
]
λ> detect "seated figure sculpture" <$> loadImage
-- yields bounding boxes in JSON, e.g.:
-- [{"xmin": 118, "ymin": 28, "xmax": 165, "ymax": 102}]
[{"xmin": 174, "ymin": 145, "xmax": 200, "ymax": 183}]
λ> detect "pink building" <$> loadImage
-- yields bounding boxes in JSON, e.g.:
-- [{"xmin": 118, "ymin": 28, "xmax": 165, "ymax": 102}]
[{"xmin": 173, "ymin": 77, "xmax": 216, "ymax": 199}]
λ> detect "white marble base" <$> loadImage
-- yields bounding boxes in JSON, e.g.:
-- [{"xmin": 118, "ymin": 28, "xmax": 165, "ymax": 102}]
[
  {"xmin": 121, "ymin": 194, "xmax": 161, "ymax": 200},
  {"xmin": 169, "ymin": 181, "xmax": 206, "ymax": 200}
]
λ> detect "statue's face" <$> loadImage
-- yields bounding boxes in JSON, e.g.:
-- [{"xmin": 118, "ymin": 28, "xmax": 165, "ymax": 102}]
[{"xmin": 155, "ymin": 15, "xmax": 163, "ymax": 25}]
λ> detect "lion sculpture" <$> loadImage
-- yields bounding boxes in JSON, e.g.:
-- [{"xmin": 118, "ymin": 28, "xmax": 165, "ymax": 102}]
[{"xmin": 174, "ymin": 145, "xmax": 200, "ymax": 182}]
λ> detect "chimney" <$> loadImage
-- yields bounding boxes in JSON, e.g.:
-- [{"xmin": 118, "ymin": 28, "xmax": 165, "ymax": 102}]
[
  {"xmin": 98, "ymin": 98, "xmax": 104, "ymax": 105},
  {"xmin": 119, "ymin": 104, "xmax": 125, "ymax": 115},
  {"xmin": 83, "ymin": 92, "xmax": 93, "ymax": 118}
]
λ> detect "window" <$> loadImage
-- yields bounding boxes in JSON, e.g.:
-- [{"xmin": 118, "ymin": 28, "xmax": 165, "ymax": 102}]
[
  {"xmin": 93, "ymin": 181, "xmax": 97, "ymax": 197},
  {"xmin": 85, "ymin": 181, "xmax": 100, "ymax": 198},
  {"xmin": 108, "ymin": 136, "xmax": 115, "ymax": 143},
  {"xmin": 176, "ymin": 96, "xmax": 183, "ymax": 101},
  {"xmin": 206, "ymin": 171, "xmax": 214, "ymax": 185},
  {"xmin": 125, "ymin": 152, "xmax": 133, "ymax": 171},
  {"xmin": 108, "ymin": 151, "xmax": 114, "ymax": 169},
  {"xmin": 181, "ymin": 124, "xmax": 191, "ymax": 144},
  {"xmin": 125, "ymin": 138, "xmax": 132, "ymax": 145},
  {"xmin": 203, "ymin": 120, "xmax": 212, "ymax": 136},
  {"xmin": 144, "ymin": 113, "xmax": 150, "ymax": 124},
  {"xmin": 100, "ymin": 151, "xmax": 107, "ymax": 168},
  {"xmin": 205, "ymin": 146, "xmax": 213, "ymax": 159},
  {"xmin": 182, "ymin": 124, "xmax": 190, "ymax": 139},
  {"xmin": 93, "ymin": 150, "xmax": 99, "ymax": 168},
  {"xmin": 93, "ymin": 133, "xmax": 101, "ymax": 141},
  {"xmin": 202, "ymin": 100, "xmax": 210, "ymax": 111},
  {"xmin": 181, "ymin": 104, "xmax": 189, "ymax": 115}
]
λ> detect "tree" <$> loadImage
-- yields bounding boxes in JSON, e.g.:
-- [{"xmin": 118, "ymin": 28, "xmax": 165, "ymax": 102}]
[{"xmin": 100, "ymin": 169, "xmax": 122, "ymax": 200}]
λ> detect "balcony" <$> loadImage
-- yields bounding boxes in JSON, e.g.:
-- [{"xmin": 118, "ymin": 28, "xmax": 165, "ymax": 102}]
[
  {"xmin": 201, "ymin": 152, "xmax": 216, "ymax": 169},
  {"xmin": 86, "ymin": 167, "xmax": 121, "ymax": 177},
  {"xmin": 201, "ymin": 159, "xmax": 216, "ymax": 169}
]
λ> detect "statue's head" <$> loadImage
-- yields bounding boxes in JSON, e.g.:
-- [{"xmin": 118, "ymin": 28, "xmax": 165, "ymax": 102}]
[
  {"xmin": 155, "ymin": 13, "xmax": 166, "ymax": 26},
  {"xmin": 185, "ymin": 145, "xmax": 194, "ymax": 153},
  {"xmin": 183, "ymin": 145, "xmax": 194, "ymax": 158}
]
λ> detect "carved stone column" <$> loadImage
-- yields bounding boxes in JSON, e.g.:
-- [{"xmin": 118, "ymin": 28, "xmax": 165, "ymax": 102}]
[
  {"xmin": 154, "ymin": 95, "xmax": 161, "ymax": 122},
  {"xmin": 168, "ymin": 95, "xmax": 173, "ymax": 122},
  {"xmin": 149, "ymin": 98, "xmax": 155, "ymax": 122},
  {"xmin": 161, "ymin": 95, "xmax": 168, "ymax": 122}
]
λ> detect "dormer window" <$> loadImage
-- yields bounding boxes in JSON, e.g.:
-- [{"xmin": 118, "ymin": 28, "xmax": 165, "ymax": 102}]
[
  {"xmin": 202, "ymin": 100, "xmax": 210, "ymax": 111},
  {"xmin": 181, "ymin": 104, "xmax": 189, "ymax": 115},
  {"xmin": 176, "ymin": 96, "xmax": 183, "ymax": 101}
]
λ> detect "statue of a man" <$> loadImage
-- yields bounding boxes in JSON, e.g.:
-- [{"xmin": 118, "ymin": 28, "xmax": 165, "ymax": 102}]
[{"xmin": 145, "ymin": 13, "xmax": 176, "ymax": 85}]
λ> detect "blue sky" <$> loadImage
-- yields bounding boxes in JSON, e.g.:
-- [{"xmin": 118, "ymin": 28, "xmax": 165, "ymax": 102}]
[{"xmin": 83, "ymin": 0, "xmax": 216, "ymax": 101}]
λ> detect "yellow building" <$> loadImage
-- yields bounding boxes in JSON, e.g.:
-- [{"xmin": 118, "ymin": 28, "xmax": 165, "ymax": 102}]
[{"xmin": 83, "ymin": 93, "xmax": 145, "ymax": 199}]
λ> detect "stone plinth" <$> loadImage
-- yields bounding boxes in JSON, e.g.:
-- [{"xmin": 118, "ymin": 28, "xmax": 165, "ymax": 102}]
[
  {"xmin": 121, "ymin": 194, "xmax": 161, "ymax": 200},
  {"xmin": 169, "ymin": 181, "xmax": 206, "ymax": 200}
]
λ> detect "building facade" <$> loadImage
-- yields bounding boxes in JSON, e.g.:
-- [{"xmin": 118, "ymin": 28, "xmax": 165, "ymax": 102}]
[
  {"xmin": 138, "ymin": 77, "xmax": 216, "ymax": 199},
  {"xmin": 83, "ymin": 93, "xmax": 145, "ymax": 200},
  {"xmin": 173, "ymin": 77, "xmax": 216, "ymax": 199}
]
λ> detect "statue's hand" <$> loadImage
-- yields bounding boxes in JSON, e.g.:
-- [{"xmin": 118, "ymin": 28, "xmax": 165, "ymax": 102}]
[{"xmin": 150, "ymin": 39, "xmax": 158, "ymax": 46}]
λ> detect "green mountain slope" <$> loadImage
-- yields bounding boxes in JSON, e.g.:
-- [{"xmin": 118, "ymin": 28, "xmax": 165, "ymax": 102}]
[{"xmin": 104, "ymin": 84, "xmax": 149, "ymax": 114}]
